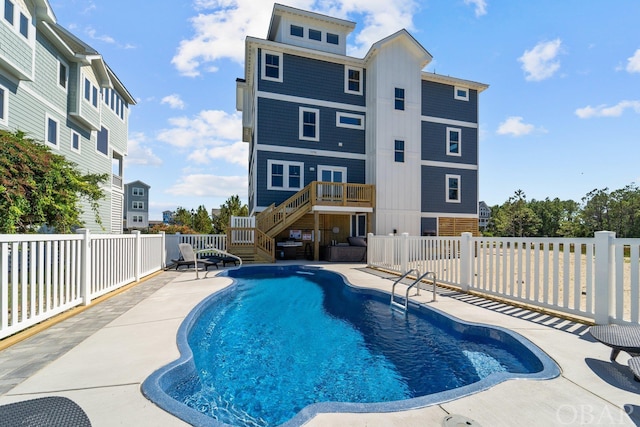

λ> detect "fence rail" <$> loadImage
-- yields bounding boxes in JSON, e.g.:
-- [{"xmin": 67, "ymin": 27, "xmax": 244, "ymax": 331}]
[{"xmin": 368, "ymin": 231, "xmax": 640, "ymax": 325}]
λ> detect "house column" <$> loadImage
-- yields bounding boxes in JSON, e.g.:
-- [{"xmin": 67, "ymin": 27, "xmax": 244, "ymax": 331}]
[{"xmin": 314, "ymin": 211, "xmax": 320, "ymax": 261}]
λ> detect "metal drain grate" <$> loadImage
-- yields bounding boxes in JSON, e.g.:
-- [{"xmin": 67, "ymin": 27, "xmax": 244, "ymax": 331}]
[{"xmin": 442, "ymin": 414, "xmax": 482, "ymax": 427}]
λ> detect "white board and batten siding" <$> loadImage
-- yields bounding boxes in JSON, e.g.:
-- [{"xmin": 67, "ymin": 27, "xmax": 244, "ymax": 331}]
[{"xmin": 366, "ymin": 34, "xmax": 425, "ymax": 236}]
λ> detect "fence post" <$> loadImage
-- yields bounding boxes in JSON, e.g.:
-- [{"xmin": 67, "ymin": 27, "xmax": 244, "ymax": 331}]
[
  {"xmin": 401, "ymin": 233, "xmax": 409, "ymax": 273},
  {"xmin": 367, "ymin": 232, "xmax": 373, "ymax": 266},
  {"xmin": 460, "ymin": 232, "xmax": 473, "ymax": 292},
  {"xmin": 159, "ymin": 231, "xmax": 166, "ymax": 269},
  {"xmin": 133, "ymin": 230, "xmax": 141, "ymax": 282},
  {"xmin": 77, "ymin": 228, "xmax": 92, "ymax": 306},
  {"xmin": 594, "ymin": 231, "xmax": 615, "ymax": 324}
]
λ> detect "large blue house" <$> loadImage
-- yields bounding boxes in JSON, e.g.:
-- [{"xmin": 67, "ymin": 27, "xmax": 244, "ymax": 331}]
[{"xmin": 235, "ymin": 4, "xmax": 487, "ymax": 260}]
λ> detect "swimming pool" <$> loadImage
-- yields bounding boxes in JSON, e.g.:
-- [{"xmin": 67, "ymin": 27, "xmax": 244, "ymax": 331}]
[{"xmin": 142, "ymin": 265, "xmax": 559, "ymax": 427}]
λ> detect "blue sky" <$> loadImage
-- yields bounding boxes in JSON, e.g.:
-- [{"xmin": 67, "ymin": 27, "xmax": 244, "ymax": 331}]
[{"xmin": 51, "ymin": 0, "xmax": 640, "ymax": 220}]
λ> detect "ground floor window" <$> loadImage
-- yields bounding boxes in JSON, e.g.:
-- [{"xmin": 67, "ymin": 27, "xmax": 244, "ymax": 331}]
[{"xmin": 351, "ymin": 214, "xmax": 366, "ymax": 236}]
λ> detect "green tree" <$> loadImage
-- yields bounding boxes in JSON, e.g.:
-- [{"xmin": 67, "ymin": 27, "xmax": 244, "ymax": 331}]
[
  {"xmin": 173, "ymin": 207, "xmax": 193, "ymax": 228},
  {"xmin": 192, "ymin": 205, "xmax": 213, "ymax": 234},
  {"xmin": 492, "ymin": 190, "xmax": 541, "ymax": 237},
  {"xmin": 212, "ymin": 195, "xmax": 248, "ymax": 234},
  {"xmin": 0, "ymin": 130, "xmax": 107, "ymax": 233},
  {"xmin": 579, "ymin": 188, "xmax": 611, "ymax": 236}
]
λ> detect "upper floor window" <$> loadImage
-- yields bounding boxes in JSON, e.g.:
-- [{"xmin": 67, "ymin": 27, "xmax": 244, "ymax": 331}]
[
  {"xmin": 132, "ymin": 215, "xmax": 143, "ymax": 223},
  {"xmin": 71, "ymin": 132, "xmax": 80, "ymax": 152},
  {"xmin": 326, "ymin": 33, "xmax": 339, "ymax": 45},
  {"xmin": 309, "ymin": 28, "xmax": 321, "ymax": 41},
  {"xmin": 261, "ymin": 50, "xmax": 283, "ymax": 83},
  {"xmin": 336, "ymin": 112, "xmax": 364, "ymax": 130},
  {"xmin": 447, "ymin": 128, "xmax": 461, "ymax": 156},
  {"xmin": 267, "ymin": 160, "xmax": 304, "ymax": 191},
  {"xmin": 92, "ymin": 86, "xmax": 98, "ymax": 107},
  {"xmin": 84, "ymin": 78, "xmax": 91, "ymax": 101},
  {"xmin": 290, "ymin": 25, "xmax": 303, "ymax": 37},
  {"xmin": 446, "ymin": 174, "xmax": 461, "ymax": 203},
  {"xmin": 97, "ymin": 126, "xmax": 109, "ymax": 156},
  {"xmin": 4, "ymin": 0, "xmax": 13, "ymax": 25},
  {"xmin": 0, "ymin": 86, "xmax": 7, "ymax": 126},
  {"xmin": 58, "ymin": 61, "xmax": 67, "ymax": 89},
  {"xmin": 394, "ymin": 88, "xmax": 405, "ymax": 110},
  {"xmin": 18, "ymin": 12, "xmax": 27, "ymax": 38},
  {"xmin": 45, "ymin": 116, "xmax": 59, "ymax": 147},
  {"xmin": 299, "ymin": 107, "xmax": 319, "ymax": 141},
  {"xmin": 344, "ymin": 67, "xmax": 362, "ymax": 95},
  {"xmin": 394, "ymin": 140, "xmax": 405, "ymax": 163},
  {"xmin": 132, "ymin": 187, "xmax": 145, "ymax": 196},
  {"xmin": 454, "ymin": 86, "xmax": 469, "ymax": 101},
  {"xmin": 132, "ymin": 201, "xmax": 144, "ymax": 210}
]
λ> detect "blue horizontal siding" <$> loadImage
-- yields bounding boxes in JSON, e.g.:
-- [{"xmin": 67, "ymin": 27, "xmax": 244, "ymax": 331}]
[
  {"xmin": 421, "ymin": 166, "xmax": 478, "ymax": 214},
  {"xmin": 255, "ymin": 150, "xmax": 365, "ymax": 207},
  {"xmin": 258, "ymin": 50, "xmax": 365, "ymax": 106},
  {"xmin": 422, "ymin": 121, "xmax": 478, "ymax": 164},
  {"xmin": 257, "ymin": 97, "xmax": 365, "ymax": 154},
  {"xmin": 421, "ymin": 80, "xmax": 478, "ymax": 123}
]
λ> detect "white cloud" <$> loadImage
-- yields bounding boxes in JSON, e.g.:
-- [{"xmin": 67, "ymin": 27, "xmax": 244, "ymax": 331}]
[
  {"xmin": 85, "ymin": 27, "xmax": 115, "ymax": 44},
  {"xmin": 626, "ymin": 49, "xmax": 640, "ymax": 73},
  {"xmin": 575, "ymin": 100, "xmax": 640, "ymax": 118},
  {"xmin": 172, "ymin": 0, "xmax": 419, "ymax": 76},
  {"xmin": 157, "ymin": 109, "xmax": 241, "ymax": 149},
  {"xmin": 161, "ymin": 94, "xmax": 186, "ymax": 110},
  {"xmin": 125, "ymin": 132, "xmax": 162, "ymax": 166},
  {"xmin": 188, "ymin": 141, "xmax": 248, "ymax": 167},
  {"xmin": 496, "ymin": 116, "xmax": 535, "ymax": 137},
  {"xmin": 464, "ymin": 0, "xmax": 487, "ymax": 17},
  {"xmin": 165, "ymin": 174, "xmax": 247, "ymax": 197},
  {"xmin": 518, "ymin": 39, "xmax": 562, "ymax": 81}
]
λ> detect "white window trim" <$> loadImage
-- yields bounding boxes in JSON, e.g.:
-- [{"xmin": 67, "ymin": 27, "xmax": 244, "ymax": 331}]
[
  {"xmin": 336, "ymin": 112, "xmax": 364, "ymax": 130},
  {"xmin": 394, "ymin": 139, "xmax": 405, "ymax": 163},
  {"xmin": 446, "ymin": 127, "xmax": 462, "ymax": 157},
  {"xmin": 132, "ymin": 201, "xmax": 145, "ymax": 210},
  {"xmin": 351, "ymin": 213, "xmax": 367, "ymax": 237},
  {"xmin": 446, "ymin": 174, "xmax": 461, "ymax": 203},
  {"xmin": 261, "ymin": 50, "xmax": 283, "ymax": 83},
  {"xmin": 344, "ymin": 66, "xmax": 363, "ymax": 95},
  {"xmin": 317, "ymin": 165, "xmax": 347, "ymax": 183},
  {"xmin": 58, "ymin": 59, "xmax": 68, "ymax": 91},
  {"xmin": 267, "ymin": 159, "xmax": 304, "ymax": 191},
  {"xmin": 96, "ymin": 125, "xmax": 110, "ymax": 158},
  {"xmin": 0, "ymin": 85, "xmax": 8, "ymax": 126},
  {"xmin": 299, "ymin": 107, "xmax": 320, "ymax": 141},
  {"xmin": 132, "ymin": 187, "xmax": 145, "ymax": 196},
  {"xmin": 308, "ymin": 28, "xmax": 322, "ymax": 42},
  {"xmin": 44, "ymin": 114, "xmax": 59, "ymax": 149},
  {"xmin": 454, "ymin": 86, "xmax": 469, "ymax": 101},
  {"xmin": 70, "ymin": 131, "xmax": 80, "ymax": 153}
]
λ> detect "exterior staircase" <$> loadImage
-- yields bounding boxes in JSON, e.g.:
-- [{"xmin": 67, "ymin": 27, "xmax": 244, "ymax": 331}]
[{"xmin": 226, "ymin": 181, "xmax": 374, "ymax": 263}]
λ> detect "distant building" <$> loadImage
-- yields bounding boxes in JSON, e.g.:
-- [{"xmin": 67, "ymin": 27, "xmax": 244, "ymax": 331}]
[
  {"xmin": 0, "ymin": 0, "xmax": 135, "ymax": 233},
  {"xmin": 124, "ymin": 181, "xmax": 150, "ymax": 229},
  {"xmin": 162, "ymin": 210, "xmax": 173, "ymax": 224},
  {"xmin": 479, "ymin": 201, "xmax": 491, "ymax": 229}
]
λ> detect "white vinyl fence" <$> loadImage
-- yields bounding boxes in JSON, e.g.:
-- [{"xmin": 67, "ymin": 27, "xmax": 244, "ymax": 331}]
[
  {"xmin": 368, "ymin": 231, "xmax": 640, "ymax": 326},
  {"xmin": 0, "ymin": 230, "xmax": 166, "ymax": 339}
]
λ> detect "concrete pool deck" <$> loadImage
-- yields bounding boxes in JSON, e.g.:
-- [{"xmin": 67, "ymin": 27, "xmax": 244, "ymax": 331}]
[{"xmin": 0, "ymin": 262, "xmax": 638, "ymax": 426}]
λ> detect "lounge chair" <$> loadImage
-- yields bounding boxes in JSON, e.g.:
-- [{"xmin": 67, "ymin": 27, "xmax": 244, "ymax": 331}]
[
  {"xmin": 589, "ymin": 324, "xmax": 640, "ymax": 362},
  {"xmin": 0, "ymin": 396, "xmax": 91, "ymax": 426},
  {"xmin": 205, "ymin": 253, "xmax": 239, "ymax": 267},
  {"xmin": 171, "ymin": 243, "xmax": 218, "ymax": 276}
]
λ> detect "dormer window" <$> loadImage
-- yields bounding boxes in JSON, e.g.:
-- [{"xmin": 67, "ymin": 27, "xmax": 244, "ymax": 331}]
[
  {"xmin": 327, "ymin": 33, "xmax": 339, "ymax": 45},
  {"xmin": 290, "ymin": 25, "xmax": 303, "ymax": 37}
]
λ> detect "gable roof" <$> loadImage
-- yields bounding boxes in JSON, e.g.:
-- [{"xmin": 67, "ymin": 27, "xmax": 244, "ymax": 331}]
[
  {"xmin": 364, "ymin": 29, "xmax": 433, "ymax": 69},
  {"xmin": 267, "ymin": 3, "xmax": 355, "ymax": 41}
]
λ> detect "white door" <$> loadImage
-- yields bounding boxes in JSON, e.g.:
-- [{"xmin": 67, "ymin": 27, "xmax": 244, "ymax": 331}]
[{"xmin": 317, "ymin": 166, "xmax": 346, "ymax": 201}]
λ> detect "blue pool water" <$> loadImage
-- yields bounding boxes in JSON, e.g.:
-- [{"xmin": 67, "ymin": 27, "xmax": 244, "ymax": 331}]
[{"xmin": 143, "ymin": 266, "xmax": 559, "ymax": 427}]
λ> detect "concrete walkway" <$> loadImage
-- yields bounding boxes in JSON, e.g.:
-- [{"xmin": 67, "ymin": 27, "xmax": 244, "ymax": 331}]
[{"xmin": 0, "ymin": 263, "xmax": 638, "ymax": 426}]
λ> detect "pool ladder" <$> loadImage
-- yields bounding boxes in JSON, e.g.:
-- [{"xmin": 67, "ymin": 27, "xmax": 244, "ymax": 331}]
[{"xmin": 390, "ymin": 270, "xmax": 437, "ymax": 313}]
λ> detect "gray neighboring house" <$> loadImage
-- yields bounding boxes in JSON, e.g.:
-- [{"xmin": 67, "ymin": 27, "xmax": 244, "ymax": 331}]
[
  {"xmin": 0, "ymin": 0, "xmax": 135, "ymax": 233},
  {"xmin": 479, "ymin": 201, "xmax": 491, "ymax": 229},
  {"xmin": 124, "ymin": 181, "xmax": 150, "ymax": 229}
]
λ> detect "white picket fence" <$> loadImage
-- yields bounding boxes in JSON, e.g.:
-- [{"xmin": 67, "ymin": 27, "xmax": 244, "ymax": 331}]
[{"xmin": 368, "ymin": 231, "xmax": 640, "ymax": 325}]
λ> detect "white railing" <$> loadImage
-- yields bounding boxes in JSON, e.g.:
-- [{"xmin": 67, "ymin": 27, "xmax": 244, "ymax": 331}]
[
  {"xmin": 0, "ymin": 230, "xmax": 165, "ymax": 340},
  {"xmin": 368, "ymin": 231, "xmax": 640, "ymax": 326}
]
